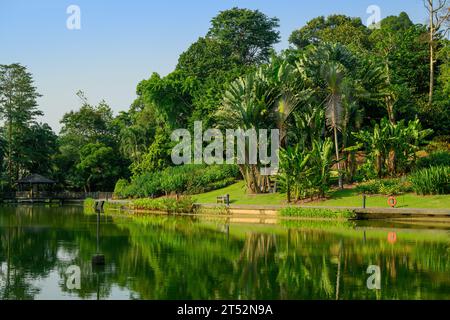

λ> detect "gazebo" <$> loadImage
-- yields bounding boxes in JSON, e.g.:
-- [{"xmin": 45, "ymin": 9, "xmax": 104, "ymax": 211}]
[{"xmin": 17, "ymin": 174, "xmax": 56, "ymax": 194}]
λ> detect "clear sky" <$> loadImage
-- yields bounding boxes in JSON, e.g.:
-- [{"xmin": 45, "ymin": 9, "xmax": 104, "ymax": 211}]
[{"xmin": 0, "ymin": 0, "xmax": 427, "ymax": 132}]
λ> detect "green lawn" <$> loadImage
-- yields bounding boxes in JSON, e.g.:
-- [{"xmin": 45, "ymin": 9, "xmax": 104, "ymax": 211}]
[
  {"xmin": 194, "ymin": 181, "xmax": 286, "ymax": 205},
  {"xmin": 193, "ymin": 181, "xmax": 450, "ymax": 209}
]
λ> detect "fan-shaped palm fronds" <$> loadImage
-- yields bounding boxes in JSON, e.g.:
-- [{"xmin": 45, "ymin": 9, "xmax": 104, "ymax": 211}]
[{"xmin": 216, "ymin": 68, "xmax": 279, "ymax": 193}]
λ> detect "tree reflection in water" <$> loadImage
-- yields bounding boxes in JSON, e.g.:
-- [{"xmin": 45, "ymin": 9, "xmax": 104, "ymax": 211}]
[{"xmin": 0, "ymin": 205, "xmax": 449, "ymax": 300}]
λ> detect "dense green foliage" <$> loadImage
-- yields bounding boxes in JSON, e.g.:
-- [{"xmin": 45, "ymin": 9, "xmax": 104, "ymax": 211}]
[
  {"xmin": 115, "ymin": 164, "xmax": 240, "ymax": 198},
  {"xmin": 416, "ymin": 151, "xmax": 450, "ymax": 169},
  {"xmin": 55, "ymin": 91, "xmax": 129, "ymax": 191},
  {"xmin": 409, "ymin": 166, "xmax": 450, "ymax": 195},
  {"xmin": 0, "ymin": 64, "xmax": 57, "ymax": 189},
  {"xmin": 289, "ymin": 15, "xmax": 371, "ymax": 52},
  {"xmin": 207, "ymin": 7, "xmax": 280, "ymax": 66},
  {"xmin": 278, "ymin": 139, "xmax": 335, "ymax": 200},
  {"xmin": 352, "ymin": 118, "xmax": 432, "ymax": 178},
  {"xmin": 355, "ymin": 179, "xmax": 413, "ymax": 195}
]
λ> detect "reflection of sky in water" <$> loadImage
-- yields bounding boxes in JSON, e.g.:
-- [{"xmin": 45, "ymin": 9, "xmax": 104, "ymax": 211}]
[
  {"xmin": 34, "ymin": 270, "xmax": 138, "ymax": 300},
  {"xmin": 56, "ymin": 245, "xmax": 79, "ymax": 262}
]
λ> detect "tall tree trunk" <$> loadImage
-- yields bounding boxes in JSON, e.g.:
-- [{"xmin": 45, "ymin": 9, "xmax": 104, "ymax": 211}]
[
  {"xmin": 429, "ymin": 34, "xmax": 434, "ymax": 105},
  {"xmin": 251, "ymin": 165, "xmax": 260, "ymax": 194},
  {"xmin": 346, "ymin": 152, "xmax": 356, "ymax": 183},
  {"xmin": 428, "ymin": 0, "xmax": 435, "ymax": 105},
  {"xmin": 286, "ymin": 167, "xmax": 291, "ymax": 203},
  {"xmin": 240, "ymin": 164, "xmax": 260, "ymax": 194},
  {"xmin": 8, "ymin": 119, "xmax": 12, "ymax": 187},
  {"xmin": 386, "ymin": 97, "xmax": 396, "ymax": 125},
  {"xmin": 388, "ymin": 149, "xmax": 396, "ymax": 176},
  {"xmin": 385, "ymin": 62, "xmax": 396, "ymax": 124},
  {"xmin": 376, "ymin": 154, "xmax": 383, "ymax": 178},
  {"xmin": 334, "ymin": 126, "xmax": 343, "ymax": 189}
]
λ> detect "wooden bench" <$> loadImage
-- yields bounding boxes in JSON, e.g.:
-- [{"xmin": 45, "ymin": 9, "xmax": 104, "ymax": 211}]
[
  {"xmin": 216, "ymin": 194, "xmax": 230, "ymax": 205},
  {"xmin": 93, "ymin": 200, "xmax": 105, "ymax": 212}
]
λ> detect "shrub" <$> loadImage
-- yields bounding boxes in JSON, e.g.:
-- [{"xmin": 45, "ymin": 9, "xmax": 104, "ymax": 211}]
[
  {"xmin": 160, "ymin": 172, "xmax": 188, "ymax": 195},
  {"xmin": 132, "ymin": 172, "xmax": 163, "ymax": 197},
  {"xmin": 84, "ymin": 198, "xmax": 95, "ymax": 208},
  {"xmin": 425, "ymin": 136, "xmax": 450, "ymax": 153},
  {"xmin": 279, "ymin": 207, "xmax": 355, "ymax": 219},
  {"xmin": 132, "ymin": 196, "xmax": 195, "ymax": 214},
  {"xmin": 116, "ymin": 164, "xmax": 240, "ymax": 199},
  {"xmin": 114, "ymin": 179, "xmax": 129, "ymax": 198},
  {"xmin": 355, "ymin": 178, "xmax": 412, "ymax": 195},
  {"xmin": 416, "ymin": 151, "xmax": 450, "ymax": 169},
  {"xmin": 409, "ymin": 166, "xmax": 450, "ymax": 195}
]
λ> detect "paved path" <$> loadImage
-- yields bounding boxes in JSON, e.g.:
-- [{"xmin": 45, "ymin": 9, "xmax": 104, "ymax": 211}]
[{"xmin": 195, "ymin": 203, "xmax": 450, "ymax": 218}]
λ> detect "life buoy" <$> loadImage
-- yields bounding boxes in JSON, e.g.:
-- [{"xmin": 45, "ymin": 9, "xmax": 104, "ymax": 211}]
[
  {"xmin": 387, "ymin": 196, "xmax": 397, "ymax": 208},
  {"xmin": 387, "ymin": 232, "xmax": 397, "ymax": 244}
]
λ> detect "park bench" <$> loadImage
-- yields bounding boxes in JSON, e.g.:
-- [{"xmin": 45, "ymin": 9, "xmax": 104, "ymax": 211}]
[
  {"xmin": 216, "ymin": 194, "xmax": 230, "ymax": 206},
  {"xmin": 93, "ymin": 200, "xmax": 105, "ymax": 212}
]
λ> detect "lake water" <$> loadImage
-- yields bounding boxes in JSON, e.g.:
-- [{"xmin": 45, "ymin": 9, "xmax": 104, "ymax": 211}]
[{"xmin": 0, "ymin": 205, "xmax": 449, "ymax": 300}]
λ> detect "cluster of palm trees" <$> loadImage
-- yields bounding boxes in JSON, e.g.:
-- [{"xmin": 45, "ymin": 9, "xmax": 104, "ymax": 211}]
[{"xmin": 217, "ymin": 42, "xmax": 429, "ymax": 200}]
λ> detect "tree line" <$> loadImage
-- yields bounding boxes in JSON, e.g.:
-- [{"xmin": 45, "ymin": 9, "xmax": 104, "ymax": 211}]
[{"xmin": 0, "ymin": 7, "xmax": 448, "ymax": 193}]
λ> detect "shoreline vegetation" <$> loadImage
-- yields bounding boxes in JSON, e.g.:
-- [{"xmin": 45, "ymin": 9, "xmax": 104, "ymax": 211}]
[{"xmin": 84, "ymin": 178, "xmax": 450, "ymax": 219}]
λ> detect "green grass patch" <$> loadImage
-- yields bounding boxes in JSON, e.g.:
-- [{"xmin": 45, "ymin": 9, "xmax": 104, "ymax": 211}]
[
  {"xmin": 194, "ymin": 181, "xmax": 286, "ymax": 205},
  {"xmin": 194, "ymin": 181, "xmax": 450, "ymax": 209},
  {"xmin": 304, "ymin": 188, "xmax": 450, "ymax": 209}
]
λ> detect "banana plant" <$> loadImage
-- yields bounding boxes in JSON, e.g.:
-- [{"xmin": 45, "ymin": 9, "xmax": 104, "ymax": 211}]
[
  {"xmin": 309, "ymin": 138, "xmax": 335, "ymax": 198},
  {"xmin": 279, "ymin": 144, "xmax": 312, "ymax": 201},
  {"xmin": 353, "ymin": 118, "xmax": 433, "ymax": 178}
]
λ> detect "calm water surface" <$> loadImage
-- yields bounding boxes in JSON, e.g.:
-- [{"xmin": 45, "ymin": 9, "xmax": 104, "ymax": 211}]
[{"xmin": 0, "ymin": 205, "xmax": 449, "ymax": 300}]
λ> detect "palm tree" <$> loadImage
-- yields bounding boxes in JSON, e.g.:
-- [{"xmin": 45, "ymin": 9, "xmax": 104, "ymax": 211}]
[
  {"xmin": 296, "ymin": 43, "xmax": 385, "ymax": 187},
  {"xmin": 217, "ymin": 69, "xmax": 278, "ymax": 193},
  {"xmin": 268, "ymin": 59, "xmax": 314, "ymax": 200},
  {"xmin": 271, "ymin": 60, "xmax": 313, "ymax": 147},
  {"xmin": 320, "ymin": 61, "xmax": 346, "ymax": 189},
  {"xmin": 296, "ymin": 43, "xmax": 357, "ymax": 189}
]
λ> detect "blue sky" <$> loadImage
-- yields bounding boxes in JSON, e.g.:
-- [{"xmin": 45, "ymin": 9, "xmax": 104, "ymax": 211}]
[{"xmin": 0, "ymin": 0, "xmax": 427, "ymax": 131}]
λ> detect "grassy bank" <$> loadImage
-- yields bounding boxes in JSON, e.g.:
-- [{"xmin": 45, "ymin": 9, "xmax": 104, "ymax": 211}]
[
  {"xmin": 195, "ymin": 181, "xmax": 450, "ymax": 209},
  {"xmin": 194, "ymin": 181, "xmax": 286, "ymax": 205},
  {"xmin": 303, "ymin": 189, "xmax": 450, "ymax": 209}
]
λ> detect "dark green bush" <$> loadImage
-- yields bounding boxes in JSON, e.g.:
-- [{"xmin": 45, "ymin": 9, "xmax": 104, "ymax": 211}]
[
  {"xmin": 416, "ymin": 151, "xmax": 450, "ymax": 169},
  {"xmin": 113, "ymin": 179, "xmax": 129, "ymax": 197},
  {"xmin": 409, "ymin": 166, "xmax": 450, "ymax": 195},
  {"xmin": 124, "ymin": 172, "xmax": 163, "ymax": 198},
  {"xmin": 355, "ymin": 178, "xmax": 412, "ymax": 195},
  {"xmin": 115, "ymin": 164, "xmax": 240, "ymax": 199}
]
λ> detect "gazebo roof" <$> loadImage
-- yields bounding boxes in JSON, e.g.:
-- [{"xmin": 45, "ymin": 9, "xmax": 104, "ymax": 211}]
[{"xmin": 17, "ymin": 174, "xmax": 56, "ymax": 184}]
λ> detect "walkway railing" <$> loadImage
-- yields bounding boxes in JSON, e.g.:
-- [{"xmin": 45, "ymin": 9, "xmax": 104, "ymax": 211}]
[{"xmin": 0, "ymin": 191, "xmax": 114, "ymax": 200}]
